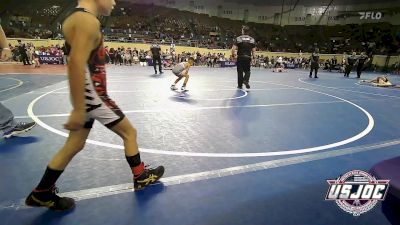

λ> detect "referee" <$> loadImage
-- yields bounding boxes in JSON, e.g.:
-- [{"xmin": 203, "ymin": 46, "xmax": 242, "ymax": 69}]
[
  {"xmin": 344, "ymin": 52, "xmax": 357, "ymax": 77},
  {"xmin": 356, "ymin": 52, "xmax": 369, "ymax": 78},
  {"xmin": 150, "ymin": 41, "xmax": 163, "ymax": 74},
  {"xmin": 18, "ymin": 40, "xmax": 30, "ymax": 65},
  {"xmin": 309, "ymin": 48, "xmax": 320, "ymax": 78},
  {"xmin": 231, "ymin": 26, "xmax": 256, "ymax": 90}
]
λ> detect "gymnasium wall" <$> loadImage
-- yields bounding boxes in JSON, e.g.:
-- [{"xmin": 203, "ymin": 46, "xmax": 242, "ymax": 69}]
[
  {"xmin": 124, "ymin": 0, "xmax": 400, "ymax": 26},
  {"xmin": 8, "ymin": 38, "xmax": 399, "ymax": 67}
]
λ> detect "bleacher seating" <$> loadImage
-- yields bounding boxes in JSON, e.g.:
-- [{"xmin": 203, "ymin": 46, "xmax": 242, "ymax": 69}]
[{"xmin": 2, "ymin": 1, "xmax": 399, "ymax": 54}]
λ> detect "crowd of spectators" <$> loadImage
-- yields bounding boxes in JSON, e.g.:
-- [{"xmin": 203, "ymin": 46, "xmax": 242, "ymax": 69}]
[
  {"xmin": 2, "ymin": 0, "xmax": 399, "ymax": 73},
  {"xmin": 7, "ymin": 41, "xmax": 66, "ymax": 65},
  {"xmin": 2, "ymin": 1, "xmax": 399, "ymax": 56},
  {"xmin": 6, "ymin": 38, "xmax": 400, "ymax": 73}
]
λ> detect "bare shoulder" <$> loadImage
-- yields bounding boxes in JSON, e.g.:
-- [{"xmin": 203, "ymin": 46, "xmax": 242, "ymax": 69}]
[{"xmin": 62, "ymin": 12, "xmax": 101, "ymax": 44}]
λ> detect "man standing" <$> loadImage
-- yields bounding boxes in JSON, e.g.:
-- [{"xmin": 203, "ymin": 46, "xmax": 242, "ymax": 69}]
[
  {"xmin": 231, "ymin": 26, "xmax": 256, "ymax": 90},
  {"xmin": 18, "ymin": 40, "xmax": 31, "ymax": 65},
  {"xmin": 344, "ymin": 52, "xmax": 357, "ymax": 77},
  {"xmin": 150, "ymin": 41, "xmax": 163, "ymax": 74},
  {"xmin": 309, "ymin": 48, "xmax": 320, "ymax": 78},
  {"xmin": 356, "ymin": 52, "xmax": 370, "ymax": 78}
]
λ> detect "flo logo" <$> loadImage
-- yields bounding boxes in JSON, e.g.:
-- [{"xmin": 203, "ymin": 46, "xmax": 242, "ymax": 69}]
[
  {"xmin": 325, "ymin": 170, "xmax": 389, "ymax": 216},
  {"xmin": 359, "ymin": 12, "xmax": 382, "ymax": 20}
]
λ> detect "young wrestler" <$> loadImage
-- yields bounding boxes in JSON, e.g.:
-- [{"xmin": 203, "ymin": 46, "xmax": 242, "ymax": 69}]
[
  {"xmin": 32, "ymin": 49, "xmax": 40, "ymax": 68},
  {"xmin": 170, "ymin": 57, "xmax": 194, "ymax": 91},
  {"xmin": 361, "ymin": 75, "xmax": 393, "ymax": 86},
  {"xmin": 25, "ymin": 0, "xmax": 164, "ymax": 211}
]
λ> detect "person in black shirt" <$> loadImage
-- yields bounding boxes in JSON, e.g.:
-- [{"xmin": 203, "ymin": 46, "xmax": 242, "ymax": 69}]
[
  {"xmin": 139, "ymin": 50, "xmax": 147, "ymax": 66},
  {"xmin": 345, "ymin": 52, "xmax": 357, "ymax": 77},
  {"xmin": 330, "ymin": 56, "xmax": 338, "ymax": 72},
  {"xmin": 309, "ymin": 48, "xmax": 319, "ymax": 78},
  {"xmin": 332, "ymin": 56, "xmax": 337, "ymax": 66},
  {"xmin": 115, "ymin": 48, "xmax": 122, "ymax": 65},
  {"xmin": 150, "ymin": 41, "xmax": 163, "ymax": 74},
  {"xmin": 109, "ymin": 48, "xmax": 115, "ymax": 64},
  {"xmin": 264, "ymin": 56, "xmax": 269, "ymax": 68},
  {"xmin": 17, "ymin": 40, "xmax": 31, "ymax": 65},
  {"xmin": 356, "ymin": 52, "xmax": 370, "ymax": 78},
  {"xmin": 231, "ymin": 26, "xmax": 256, "ymax": 90},
  {"xmin": 61, "ymin": 44, "xmax": 69, "ymax": 65}
]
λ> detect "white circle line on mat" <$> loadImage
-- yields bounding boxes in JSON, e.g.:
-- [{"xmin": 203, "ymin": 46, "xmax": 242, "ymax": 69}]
[
  {"xmin": 0, "ymin": 77, "xmax": 23, "ymax": 93},
  {"xmin": 27, "ymin": 80, "xmax": 374, "ymax": 157}
]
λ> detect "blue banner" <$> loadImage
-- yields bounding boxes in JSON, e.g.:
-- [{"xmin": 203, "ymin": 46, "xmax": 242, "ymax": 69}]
[
  {"xmin": 219, "ymin": 61, "xmax": 236, "ymax": 67},
  {"xmin": 286, "ymin": 63, "xmax": 295, "ymax": 69},
  {"xmin": 38, "ymin": 55, "xmax": 63, "ymax": 65}
]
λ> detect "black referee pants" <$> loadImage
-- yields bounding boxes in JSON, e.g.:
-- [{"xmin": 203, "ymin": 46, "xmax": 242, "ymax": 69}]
[
  {"xmin": 356, "ymin": 63, "xmax": 365, "ymax": 78},
  {"xmin": 344, "ymin": 64, "xmax": 354, "ymax": 77},
  {"xmin": 309, "ymin": 63, "xmax": 319, "ymax": 78},
  {"xmin": 237, "ymin": 58, "xmax": 251, "ymax": 88},
  {"xmin": 153, "ymin": 56, "xmax": 162, "ymax": 73}
]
